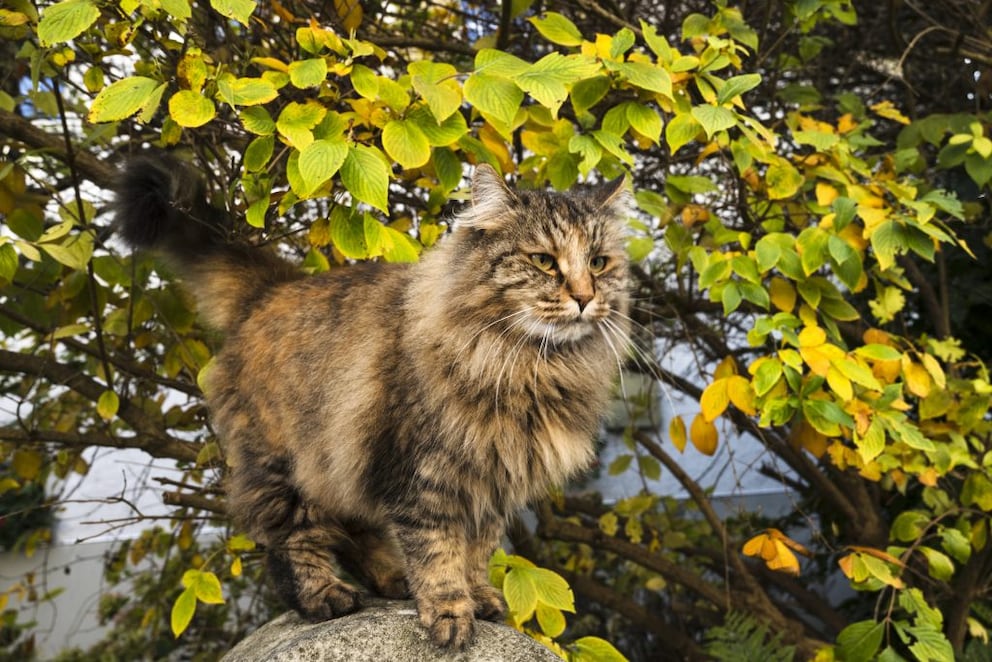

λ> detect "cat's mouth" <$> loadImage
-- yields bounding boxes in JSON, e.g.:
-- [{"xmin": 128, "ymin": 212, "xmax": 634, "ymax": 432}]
[{"xmin": 524, "ymin": 309, "xmax": 608, "ymax": 344}]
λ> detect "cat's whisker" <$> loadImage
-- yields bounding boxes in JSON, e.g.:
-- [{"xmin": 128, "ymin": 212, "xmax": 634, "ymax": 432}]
[
  {"xmin": 598, "ymin": 321, "xmax": 628, "ymax": 403},
  {"xmin": 494, "ymin": 318, "xmax": 540, "ymax": 413},
  {"xmin": 452, "ymin": 309, "xmax": 534, "ymax": 366}
]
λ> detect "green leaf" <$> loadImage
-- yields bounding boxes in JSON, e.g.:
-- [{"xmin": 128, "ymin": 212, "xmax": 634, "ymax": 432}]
[
  {"xmin": 209, "ymin": 0, "xmax": 255, "ymax": 25},
  {"xmin": 217, "ymin": 77, "xmax": 278, "ymax": 106},
  {"xmin": 288, "ymin": 58, "xmax": 327, "ymax": 89},
  {"xmin": 96, "ymin": 390, "xmax": 119, "ymax": 421},
  {"xmin": 329, "ymin": 207, "xmax": 368, "ymax": 259},
  {"xmin": 0, "ymin": 243, "xmax": 17, "ymax": 285},
  {"xmin": 188, "ymin": 570, "xmax": 225, "ymax": 604},
  {"xmin": 474, "ymin": 49, "xmax": 530, "ymax": 78},
  {"xmin": 869, "ymin": 220, "xmax": 904, "ymax": 271},
  {"xmin": 854, "ymin": 344, "xmax": 903, "ymax": 361},
  {"xmin": 716, "ymin": 73, "xmax": 762, "ymax": 105},
  {"xmin": 409, "ymin": 61, "xmax": 461, "ymax": 122},
  {"xmin": 88, "ymin": 76, "xmax": 161, "ymax": 123},
  {"xmin": 244, "ymin": 135, "xmax": 274, "ymax": 172},
  {"xmin": 961, "ymin": 473, "xmax": 992, "ymax": 511},
  {"xmin": 382, "ymin": 119, "xmax": 431, "ymax": 169},
  {"xmin": 41, "ymin": 231, "xmax": 94, "ymax": 270},
  {"xmin": 517, "ymin": 53, "xmax": 600, "ymax": 117},
  {"xmin": 240, "ymin": 106, "xmax": 275, "ymax": 135},
  {"xmin": 503, "ymin": 567, "xmax": 538, "ymax": 624},
  {"xmin": 615, "ymin": 61, "xmax": 672, "ymax": 97},
  {"xmin": 432, "ymin": 147, "xmax": 462, "ymax": 191},
  {"xmin": 159, "ymin": 0, "xmax": 192, "ymax": 20},
  {"xmin": 665, "ymin": 112, "xmax": 702, "ymax": 154},
  {"xmin": 350, "ymin": 63, "xmax": 379, "ymax": 99},
  {"xmin": 168, "ymin": 90, "xmax": 215, "ymax": 128},
  {"xmin": 464, "ymin": 73, "xmax": 522, "ymax": 126},
  {"xmin": 572, "ymin": 636, "xmax": 628, "ymax": 662},
  {"xmin": 766, "ymin": 159, "xmax": 804, "ymax": 200},
  {"xmin": 341, "ymin": 145, "xmax": 389, "ymax": 212},
  {"xmin": 408, "ymin": 106, "xmax": 467, "ymax": 147},
  {"xmin": 529, "ymin": 12, "xmax": 584, "ymax": 46},
  {"xmin": 666, "ymin": 174, "xmax": 716, "ymax": 195},
  {"xmin": 38, "ymin": 0, "xmax": 100, "ymax": 47},
  {"xmin": 170, "ymin": 586, "xmax": 197, "ymax": 637},
  {"xmin": 298, "ymin": 138, "xmax": 348, "ymax": 194},
  {"xmin": 380, "ymin": 225, "xmax": 421, "ymax": 263},
  {"xmin": 276, "ymin": 101, "xmax": 326, "ymax": 149},
  {"xmin": 528, "ymin": 567, "xmax": 574, "ymax": 612},
  {"xmin": 570, "ymin": 76, "xmax": 611, "ymax": 115},
  {"xmin": 626, "ymin": 103, "xmax": 662, "ymax": 143},
  {"xmin": 535, "ymin": 603, "xmax": 566, "ymax": 638},
  {"xmin": 690, "ymin": 105, "xmax": 736, "ymax": 138},
  {"xmin": 836, "ymin": 621, "xmax": 884, "ymax": 662}
]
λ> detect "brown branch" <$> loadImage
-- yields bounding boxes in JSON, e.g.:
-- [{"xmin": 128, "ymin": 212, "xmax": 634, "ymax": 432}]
[
  {"xmin": 0, "ymin": 302, "xmax": 202, "ymax": 397},
  {"xmin": 0, "ymin": 108, "xmax": 117, "ymax": 189},
  {"xmin": 0, "ymin": 426, "xmax": 197, "ymax": 464},
  {"xmin": 162, "ymin": 490, "xmax": 227, "ymax": 515},
  {"xmin": 535, "ymin": 503, "xmax": 728, "ymax": 608},
  {"xmin": 559, "ymin": 569, "xmax": 705, "ymax": 660},
  {"xmin": 0, "ymin": 348, "xmax": 199, "ymax": 463},
  {"xmin": 899, "ymin": 255, "xmax": 950, "ymax": 338}
]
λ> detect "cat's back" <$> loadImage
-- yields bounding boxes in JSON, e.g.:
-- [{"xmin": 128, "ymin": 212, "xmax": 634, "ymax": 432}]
[{"xmin": 204, "ymin": 261, "xmax": 413, "ymax": 439}]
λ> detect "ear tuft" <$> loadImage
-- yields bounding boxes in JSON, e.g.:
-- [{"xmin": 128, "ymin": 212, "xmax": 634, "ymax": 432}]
[
  {"xmin": 457, "ymin": 164, "xmax": 517, "ymax": 230},
  {"xmin": 594, "ymin": 175, "xmax": 632, "ymax": 218}
]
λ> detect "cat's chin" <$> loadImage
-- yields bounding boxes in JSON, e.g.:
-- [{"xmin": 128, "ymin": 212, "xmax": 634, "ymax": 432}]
[{"xmin": 524, "ymin": 318, "xmax": 601, "ymax": 344}]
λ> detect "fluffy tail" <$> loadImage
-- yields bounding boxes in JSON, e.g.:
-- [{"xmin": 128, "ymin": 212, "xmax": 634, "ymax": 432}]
[{"xmin": 116, "ymin": 155, "xmax": 300, "ymax": 333}]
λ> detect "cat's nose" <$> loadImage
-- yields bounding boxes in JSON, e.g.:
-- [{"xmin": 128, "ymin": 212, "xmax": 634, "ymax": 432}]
[{"xmin": 572, "ymin": 291, "xmax": 594, "ymax": 312}]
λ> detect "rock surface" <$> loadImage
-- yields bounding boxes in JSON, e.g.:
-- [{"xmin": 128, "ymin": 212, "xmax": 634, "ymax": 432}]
[{"xmin": 222, "ymin": 599, "xmax": 561, "ymax": 662}]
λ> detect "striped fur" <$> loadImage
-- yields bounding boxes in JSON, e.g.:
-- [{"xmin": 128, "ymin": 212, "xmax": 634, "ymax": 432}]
[{"xmin": 118, "ymin": 159, "xmax": 632, "ymax": 648}]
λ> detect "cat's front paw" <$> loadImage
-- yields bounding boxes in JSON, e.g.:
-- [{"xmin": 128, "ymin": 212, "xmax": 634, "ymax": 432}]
[
  {"xmin": 296, "ymin": 582, "xmax": 362, "ymax": 621},
  {"xmin": 471, "ymin": 584, "xmax": 506, "ymax": 621},
  {"xmin": 419, "ymin": 596, "xmax": 476, "ymax": 649}
]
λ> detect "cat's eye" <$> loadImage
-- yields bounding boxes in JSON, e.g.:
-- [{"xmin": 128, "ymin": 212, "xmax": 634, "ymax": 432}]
[
  {"xmin": 530, "ymin": 253, "xmax": 557, "ymax": 272},
  {"xmin": 589, "ymin": 255, "xmax": 609, "ymax": 274}
]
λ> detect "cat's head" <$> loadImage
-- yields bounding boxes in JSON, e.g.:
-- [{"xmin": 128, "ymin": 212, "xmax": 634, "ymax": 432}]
[{"xmin": 451, "ymin": 165, "xmax": 631, "ymax": 345}]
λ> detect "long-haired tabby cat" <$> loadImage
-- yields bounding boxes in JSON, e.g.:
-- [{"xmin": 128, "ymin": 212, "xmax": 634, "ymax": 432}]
[{"xmin": 117, "ymin": 155, "xmax": 632, "ymax": 649}]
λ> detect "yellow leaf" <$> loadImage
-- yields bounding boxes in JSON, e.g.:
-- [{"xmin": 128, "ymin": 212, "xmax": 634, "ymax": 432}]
[
  {"xmin": 920, "ymin": 353, "xmax": 946, "ymax": 390},
  {"xmin": 766, "ymin": 540, "xmax": 801, "ymax": 575},
  {"xmin": 742, "ymin": 531, "xmax": 801, "ymax": 575},
  {"xmin": 726, "ymin": 375, "xmax": 756, "ymax": 415},
  {"xmin": 870, "ymin": 100, "xmax": 911, "ymax": 125},
  {"xmin": 800, "ymin": 345, "xmax": 832, "ymax": 377},
  {"xmin": 837, "ymin": 113, "xmax": 858, "ymax": 133},
  {"xmin": 815, "ymin": 182, "xmax": 838, "ymax": 207},
  {"xmin": 857, "ymin": 205, "xmax": 888, "ymax": 233},
  {"xmin": 826, "ymin": 367, "xmax": 853, "ymax": 401},
  {"xmin": 333, "ymin": 0, "xmax": 362, "ymax": 31},
  {"xmin": 12, "ymin": 449, "xmax": 43, "ymax": 481},
  {"xmin": 689, "ymin": 414, "xmax": 718, "ymax": 455},
  {"xmin": 904, "ymin": 361, "xmax": 933, "ymax": 398},
  {"xmin": 231, "ymin": 557, "xmax": 243, "ymax": 577},
  {"xmin": 700, "ymin": 379, "xmax": 730, "ymax": 422},
  {"xmin": 668, "ymin": 416, "xmax": 687, "ymax": 453},
  {"xmin": 798, "ymin": 325, "xmax": 827, "ymax": 347},
  {"xmin": 790, "ymin": 420, "xmax": 828, "ymax": 458},
  {"xmin": 713, "ymin": 355, "xmax": 737, "ymax": 379},
  {"xmin": 769, "ymin": 277, "xmax": 796, "ymax": 312},
  {"xmin": 768, "ymin": 528, "xmax": 812, "ymax": 557}
]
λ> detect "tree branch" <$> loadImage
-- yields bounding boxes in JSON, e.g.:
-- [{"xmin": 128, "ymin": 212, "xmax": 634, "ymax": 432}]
[
  {"xmin": 0, "ymin": 348, "xmax": 199, "ymax": 463},
  {"xmin": 0, "ymin": 109, "xmax": 117, "ymax": 189}
]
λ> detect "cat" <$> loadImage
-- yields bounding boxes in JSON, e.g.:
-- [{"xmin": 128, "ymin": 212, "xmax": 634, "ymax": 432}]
[{"xmin": 117, "ymin": 154, "xmax": 632, "ymax": 649}]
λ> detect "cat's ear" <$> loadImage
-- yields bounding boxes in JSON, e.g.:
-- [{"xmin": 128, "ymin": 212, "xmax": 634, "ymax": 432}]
[
  {"xmin": 461, "ymin": 164, "xmax": 517, "ymax": 231},
  {"xmin": 594, "ymin": 175, "xmax": 632, "ymax": 218}
]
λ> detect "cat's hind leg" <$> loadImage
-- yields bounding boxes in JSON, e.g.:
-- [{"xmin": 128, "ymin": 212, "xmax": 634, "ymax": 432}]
[
  {"xmin": 227, "ymin": 448, "xmax": 361, "ymax": 621},
  {"xmin": 336, "ymin": 523, "xmax": 409, "ymax": 599}
]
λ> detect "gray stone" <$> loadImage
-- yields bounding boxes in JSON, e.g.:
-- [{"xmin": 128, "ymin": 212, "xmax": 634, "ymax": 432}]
[{"xmin": 222, "ymin": 599, "xmax": 561, "ymax": 662}]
